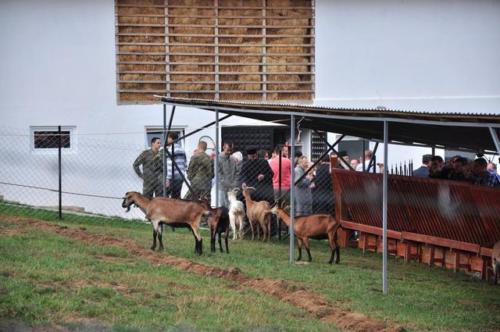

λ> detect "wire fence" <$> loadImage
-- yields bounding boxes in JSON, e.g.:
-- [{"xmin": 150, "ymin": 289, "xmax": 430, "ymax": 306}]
[
  {"xmin": 0, "ymin": 126, "xmax": 147, "ymax": 220},
  {"xmin": 0, "ymin": 125, "xmax": 391, "ymax": 238}
]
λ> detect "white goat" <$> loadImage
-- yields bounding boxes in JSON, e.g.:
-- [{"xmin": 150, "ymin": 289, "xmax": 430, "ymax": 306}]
[{"xmin": 227, "ymin": 188, "xmax": 245, "ymax": 240}]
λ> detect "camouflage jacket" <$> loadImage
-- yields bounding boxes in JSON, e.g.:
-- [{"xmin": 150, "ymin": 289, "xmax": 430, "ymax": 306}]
[
  {"xmin": 187, "ymin": 152, "xmax": 214, "ymax": 191},
  {"xmin": 133, "ymin": 149, "xmax": 163, "ymax": 184}
]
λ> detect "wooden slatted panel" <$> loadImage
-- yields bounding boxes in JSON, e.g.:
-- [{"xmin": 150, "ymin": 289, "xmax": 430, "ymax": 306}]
[
  {"xmin": 116, "ymin": 0, "xmax": 314, "ymax": 104},
  {"xmin": 332, "ymin": 169, "xmax": 500, "ymax": 248}
]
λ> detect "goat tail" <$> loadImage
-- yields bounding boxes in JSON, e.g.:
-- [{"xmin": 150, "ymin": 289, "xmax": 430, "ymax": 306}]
[{"xmin": 333, "ymin": 222, "xmax": 343, "ymax": 241}]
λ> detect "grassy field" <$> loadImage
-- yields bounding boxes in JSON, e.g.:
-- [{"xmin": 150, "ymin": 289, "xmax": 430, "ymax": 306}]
[{"xmin": 0, "ymin": 202, "xmax": 499, "ymax": 331}]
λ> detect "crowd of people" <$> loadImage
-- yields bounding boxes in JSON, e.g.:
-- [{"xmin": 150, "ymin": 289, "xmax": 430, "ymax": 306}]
[
  {"xmin": 133, "ymin": 137, "xmax": 499, "ymax": 222},
  {"xmin": 132, "ymin": 138, "xmax": 339, "ymax": 217},
  {"xmin": 412, "ymin": 153, "xmax": 499, "ymax": 188}
]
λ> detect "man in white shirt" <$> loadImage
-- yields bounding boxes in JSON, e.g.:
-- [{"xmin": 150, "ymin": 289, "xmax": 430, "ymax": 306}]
[{"xmin": 356, "ymin": 150, "xmax": 381, "ymax": 173}]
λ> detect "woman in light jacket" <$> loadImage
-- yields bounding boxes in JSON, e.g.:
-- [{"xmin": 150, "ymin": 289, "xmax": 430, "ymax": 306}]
[{"xmin": 294, "ymin": 155, "xmax": 313, "ymax": 216}]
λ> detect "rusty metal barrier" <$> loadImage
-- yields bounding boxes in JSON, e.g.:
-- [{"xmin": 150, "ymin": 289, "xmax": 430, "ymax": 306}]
[{"xmin": 331, "ymin": 168, "xmax": 500, "ymax": 279}]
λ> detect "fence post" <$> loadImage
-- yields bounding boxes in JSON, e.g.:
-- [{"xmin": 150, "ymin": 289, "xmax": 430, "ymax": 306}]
[
  {"xmin": 289, "ymin": 115, "xmax": 296, "ymax": 263},
  {"xmin": 163, "ymin": 104, "xmax": 167, "ymax": 197},
  {"xmin": 278, "ymin": 149, "xmax": 282, "ymax": 240},
  {"xmin": 58, "ymin": 125, "xmax": 62, "ymax": 219},
  {"xmin": 382, "ymin": 120, "xmax": 389, "ymax": 295}
]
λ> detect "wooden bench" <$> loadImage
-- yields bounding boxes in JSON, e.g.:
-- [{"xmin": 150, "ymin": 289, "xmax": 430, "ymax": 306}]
[{"xmin": 331, "ymin": 168, "xmax": 500, "ymax": 279}]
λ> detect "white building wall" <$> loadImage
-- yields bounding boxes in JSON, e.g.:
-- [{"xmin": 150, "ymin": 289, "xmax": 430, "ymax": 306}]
[
  {"xmin": 315, "ymin": 0, "xmax": 500, "ymax": 167},
  {"xmin": 0, "ymin": 0, "xmax": 498, "ymax": 216}
]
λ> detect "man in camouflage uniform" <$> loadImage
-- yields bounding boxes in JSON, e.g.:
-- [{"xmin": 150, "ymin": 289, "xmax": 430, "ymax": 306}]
[
  {"xmin": 133, "ymin": 137, "xmax": 163, "ymax": 198},
  {"xmin": 185, "ymin": 140, "xmax": 214, "ymax": 205}
]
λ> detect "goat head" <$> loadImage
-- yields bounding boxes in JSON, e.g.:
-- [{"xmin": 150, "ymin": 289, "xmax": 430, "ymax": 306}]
[{"xmin": 121, "ymin": 192, "xmax": 134, "ymax": 212}]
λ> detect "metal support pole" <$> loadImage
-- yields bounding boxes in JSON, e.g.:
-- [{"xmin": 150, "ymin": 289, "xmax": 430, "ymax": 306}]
[
  {"xmin": 58, "ymin": 125, "xmax": 62, "ymax": 220},
  {"xmin": 489, "ymin": 127, "xmax": 500, "ymax": 155},
  {"xmin": 215, "ymin": 109, "xmax": 220, "ymax": 207},
  {"xmin": 362, "ymin": 139, "xmax": 366, "ymax": 172},
  {"xmin": 278, "ymin": 149, "xmax": 282, "ymax": 240},
  {"xmin": 368, "ymin": 142, "xmax": 379, "ymax": 173},
  {"xmin": 161, "ymin": 106, "xmax": 192, "ymax": 194},
  {"xmin": 382, "ymin": 120, "xmax": 389, "ymax": 295},
  {"xmin": 168, "ymin": 107, "xmax": 176, "ymax": 192},
  {"xmin": 162, "ymin": 105, "xmax": 167, "ymax": 197},
  {"xmin": 289, "ymin": 115, "xmax": 296, "ymax": 263}
]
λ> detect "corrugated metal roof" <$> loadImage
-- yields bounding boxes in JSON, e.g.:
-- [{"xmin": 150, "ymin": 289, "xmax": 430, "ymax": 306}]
[{"xmin": 159, "ymin": 97, "xmax": 500, "ymax": 152}]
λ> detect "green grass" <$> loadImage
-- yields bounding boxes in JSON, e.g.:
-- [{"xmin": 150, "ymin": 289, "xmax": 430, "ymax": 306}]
[{"xmin": 1, "ymin": 202, "xmax": 499, "ymax": 331}]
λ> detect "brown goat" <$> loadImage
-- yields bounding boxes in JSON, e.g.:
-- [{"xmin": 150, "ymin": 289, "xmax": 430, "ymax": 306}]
[
  {"xmin": 122, "ymin": 191, "xmax": 210, "ymax": 255},
  {"xmin": 272, "ymin": 206, "xmax": 341, "ymax": 264},
  {"xmin": 492, "ymin": 241, "xmax": 500, "ymax": 285},
  {"xmin": 242, "ymin": 184, "xmax": 272, "ymax": 241},
  {"xmin": 207, "ymin": 207, "xmax": 230, "ymax": 254}
]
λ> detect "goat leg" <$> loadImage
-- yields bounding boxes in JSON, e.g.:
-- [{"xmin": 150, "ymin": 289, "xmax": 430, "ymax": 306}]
[
  {"xmin": 335, "ymin": 246, "xmax": 340, "ymax": 264},
  {"xmin": 210, "ymin": 233, "xmax": 215, "ymax": 253},
  {"xmin": 158, "ymin": 230, "xmax": 164, "ymax": 251},
  {"xmin": 267, "ymin": 221, "xmax": 271, "ymax": 242},
  {"xmin": 297, "ymin": 238, "xmax": 302, "ymax": 261},
  {"xmin": 224, "ymin": 228, "xmax": 229, "ymax": 254},
  {"xmin": 218, "ymin": 231, "xmax": 224, "ymax": 253},
  {"xmin": 197, "ymin": 238, "xmax": 203, "ymax": 255},
  {"xmin": 306, "ymin": 248, "xmax": 312, "ymax": 262},
  {"xmin": 303, "ymin": 238, "xmax": 312, "ymax": 262},
  {"xmin": 328, "ymin": 247, "xmax": 335, "ymax": 264},
  {"xmin": 249, "ymin": 220, "xmax": 255, "ymax": 240},
  {"xmin": 151, "ymin": 229, "xmax": 157, "ymax": 251}
]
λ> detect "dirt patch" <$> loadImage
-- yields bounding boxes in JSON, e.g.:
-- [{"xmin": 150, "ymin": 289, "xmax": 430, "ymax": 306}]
[
  {"xmin": 0, "ymin": 321, "xmax": 69, "ymax": 332},
  {"xmin": 0, "ymin": 220, "xmax": 24, "ymax": 237},
  {"xmin": 0, "ymin": 215, "xmax": 403, "ymax": 332}
]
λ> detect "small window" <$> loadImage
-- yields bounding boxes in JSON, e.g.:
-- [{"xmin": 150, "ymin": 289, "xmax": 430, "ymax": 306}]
[
  {"xmin": 34, "ymin": 131, "xmax": 71, "ymax": 149},
  {"xmin": 31, "ymin": 126, "xmax": 76, "ymax": 152},
  {"xmin": 145, "ymin": 127, "xmax": 185, "ymax": 149}
]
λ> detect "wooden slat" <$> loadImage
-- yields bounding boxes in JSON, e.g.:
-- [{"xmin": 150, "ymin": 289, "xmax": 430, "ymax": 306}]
[
  {"xmin": 120, "ymin": 71, "xmax": 312, "ymax": 75},
  {"xmin": 165, "ymin": 15, "xmax": 306, "ymax": 19},
  {"xmin": 118, "ymin": 24, "xmax": 314, "ymax": 28},
  {"xmin": 117, "ymin": 4, "xmax": 312, "ymax": 10},
  {"xmin": 401, "ymin": 232, "xmax": 481, "ymax": 254},
  {"xmin": 118, "ymin": 89, "xmax": 313, "ymax": 94},
  {"xmin": 118, "ymin": 33, "xmax": 314, "ymax": 38},
  {"xmin": 115, "ymin": 14, "xmax": 165, "ymax": 18},
  {"xmin": 118, "ymin": 80, "xmax": 313, "ymax": 84},
  {"xmin": 117, "ymin": 42, "xmax": 313, "ymax": 47},
  {"xmin": 340, "ymin": 220, "xmax": 402, "ymax": 240},
  {"xmin": 118, "ymin": 61, "xmax": 313, "ymax": 66}
]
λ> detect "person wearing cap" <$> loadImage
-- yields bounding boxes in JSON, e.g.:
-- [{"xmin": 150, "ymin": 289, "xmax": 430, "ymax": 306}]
[
  {"xmin": 413, "ymin": 154, "xmax": 433, "ymax": 178},
  {"xmin": 238, "ymin": 147, "xmax": 274, "ymax": 204}
]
